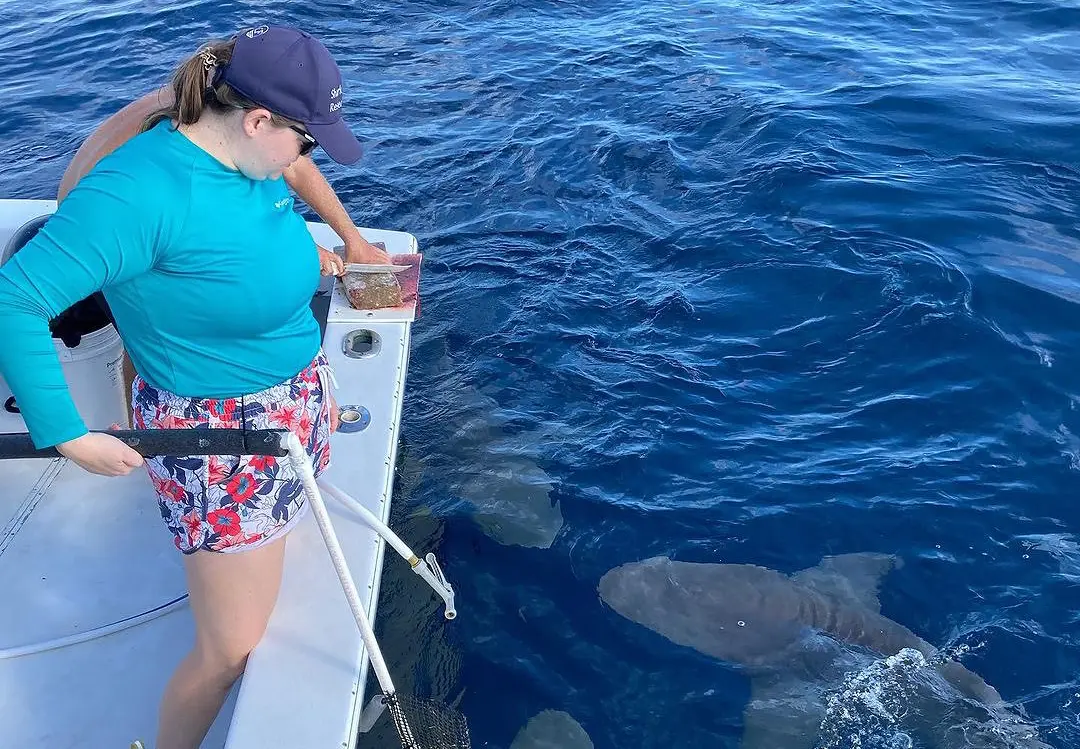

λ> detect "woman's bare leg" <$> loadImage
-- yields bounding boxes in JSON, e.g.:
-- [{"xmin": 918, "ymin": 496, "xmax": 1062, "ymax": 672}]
[{"xmin": 156, "ymin": 537, "xmax": 287, "ymax": 749}]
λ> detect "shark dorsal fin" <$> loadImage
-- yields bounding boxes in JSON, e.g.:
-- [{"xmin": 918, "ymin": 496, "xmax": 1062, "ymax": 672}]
[{"xmin": 791, "ymin": 553, "xmax": 901, "ymax": 612}]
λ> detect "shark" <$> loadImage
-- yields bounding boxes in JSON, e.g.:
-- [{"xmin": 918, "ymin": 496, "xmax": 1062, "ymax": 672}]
[
  {"xmin": 510, "ymin": 710, "xmax": 594, "ymax": 749},
  {"xmin": 409, "ymin": 381, "xmax": 563, "ymax": 549},
  {"xmin": 597, "ymin": 553, "xmax": 1049, "ymax": 749}
]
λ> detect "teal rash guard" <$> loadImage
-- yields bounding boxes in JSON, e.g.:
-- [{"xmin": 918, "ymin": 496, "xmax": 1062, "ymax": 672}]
[{"xmin": 0, "ymin": 120, "xmax": 323, "ymax": 448}]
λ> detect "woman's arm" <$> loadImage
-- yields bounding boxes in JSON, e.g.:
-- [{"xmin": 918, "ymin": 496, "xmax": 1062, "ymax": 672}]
[
  {"xmin": 283, "ymin": 156, "xmax": 391, "ymax": 271},
  {"xmin": 2, "ymin": 167, "xmax": 162, "ymax": 453}
]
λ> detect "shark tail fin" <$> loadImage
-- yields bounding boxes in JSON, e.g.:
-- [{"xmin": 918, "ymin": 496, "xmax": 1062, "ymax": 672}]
[{"xmin": 792, "ymin": 553, "xmax": 902, "ymax": 612}]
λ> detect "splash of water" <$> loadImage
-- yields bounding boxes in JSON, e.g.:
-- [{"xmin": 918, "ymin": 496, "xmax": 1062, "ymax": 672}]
[
  {"xmin": 817, "ymin": 648, "xmax": 925, "ymax": 749},
  {"xmin": 816, "ymin": 648, "xmax": 1048, "ymax": 749}
]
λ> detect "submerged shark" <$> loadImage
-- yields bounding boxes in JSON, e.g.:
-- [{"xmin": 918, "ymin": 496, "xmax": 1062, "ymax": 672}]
[
  {"xmin": 510, "ymin": 710, "xmax": 593, "ymax": 749},
  {"xmin": 428, "ymin": 385, "xmax": 563, "ymax": 548},
  {"xmin": 598, "ymin": 553, "xmax": 1048, "ymax": 749}
]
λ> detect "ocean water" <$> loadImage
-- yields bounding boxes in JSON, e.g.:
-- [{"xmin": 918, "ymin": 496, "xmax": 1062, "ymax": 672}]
[{"xmin": 3, "ymin": 1, "xmax": 1080, "ymax": 747}]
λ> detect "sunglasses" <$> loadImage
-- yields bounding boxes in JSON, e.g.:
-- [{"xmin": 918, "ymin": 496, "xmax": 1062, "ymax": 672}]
[
  {"xmin": 228, "ymin": 101, "xmax": 320, "ymax": 157},
  {"xmin": 289, "ymin": 125, "xmax": 318, "ymax": 157}
]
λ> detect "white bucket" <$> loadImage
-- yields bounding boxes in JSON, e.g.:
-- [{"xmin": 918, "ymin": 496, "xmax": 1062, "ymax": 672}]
[{"xmin": 0, "ymin": 324, "xmax": 129, "ymax": 432}]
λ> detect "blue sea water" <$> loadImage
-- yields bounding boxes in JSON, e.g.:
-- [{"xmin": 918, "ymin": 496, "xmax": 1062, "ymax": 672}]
[{"xmin": 3, "ymin": 0, "xmax": 1080, "ymax": 747}]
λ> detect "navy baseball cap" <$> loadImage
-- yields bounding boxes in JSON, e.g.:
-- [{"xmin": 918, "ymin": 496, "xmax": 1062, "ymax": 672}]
[{"xmin": 220, "ymin": 24, "xmax": 362, "ymax": 164}]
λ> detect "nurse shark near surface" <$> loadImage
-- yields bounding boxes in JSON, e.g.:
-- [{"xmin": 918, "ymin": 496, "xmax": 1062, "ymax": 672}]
[
  {"xmin": 509, "ymin": 710, "xmax": 593, "ymax": 749},
  {"xmin": 598, "ymin": 553, "xmax": 1049, "ymax": 748},
  {"xmin": 408, "ymin": 379, "xmax": 563, "ymax": 549}
]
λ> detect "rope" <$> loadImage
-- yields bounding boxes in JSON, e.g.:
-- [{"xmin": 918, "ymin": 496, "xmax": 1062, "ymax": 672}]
[{"xmin": 0, "ymin": 594, "xmax": 188, "ymax": 660}]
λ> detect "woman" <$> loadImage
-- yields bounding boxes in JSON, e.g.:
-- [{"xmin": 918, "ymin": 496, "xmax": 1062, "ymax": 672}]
[
  {"xmin": 56, "ymin": 31, "xmax": 391, "ymax": 413},
  {"xmin": 57, "ymin": 86, "xmax": 390, "ymax": 274},
  {"xmin": 0, "ymin": 25, "xmax": 370, "ymax": 749}
]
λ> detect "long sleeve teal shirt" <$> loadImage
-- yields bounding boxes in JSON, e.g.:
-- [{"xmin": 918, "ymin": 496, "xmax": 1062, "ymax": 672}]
[{"xmin": 0, "ymin": 120, "xmax": 323, "ymax": 448}]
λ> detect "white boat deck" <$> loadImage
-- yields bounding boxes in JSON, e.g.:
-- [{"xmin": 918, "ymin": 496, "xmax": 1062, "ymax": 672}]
[{"xmin": 0, "ymin": 199, "xmax": 417, "ymax": 749}]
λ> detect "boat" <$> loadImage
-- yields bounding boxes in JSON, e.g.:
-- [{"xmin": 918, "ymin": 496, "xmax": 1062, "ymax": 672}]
[{"xmin": 0, "ymin": 198, "xmax": 449, "ymax": 748}]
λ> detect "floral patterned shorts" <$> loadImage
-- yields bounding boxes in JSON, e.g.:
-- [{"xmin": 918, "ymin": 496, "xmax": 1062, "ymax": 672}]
[{"xmin": 131, "ymin": 350, "xmax": 334, "ymax": 555}]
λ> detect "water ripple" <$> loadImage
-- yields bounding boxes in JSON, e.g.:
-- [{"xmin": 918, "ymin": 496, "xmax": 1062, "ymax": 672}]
[{"xmin": 4, "ymin": 0, "xmax": 1080, "ymax": 745}]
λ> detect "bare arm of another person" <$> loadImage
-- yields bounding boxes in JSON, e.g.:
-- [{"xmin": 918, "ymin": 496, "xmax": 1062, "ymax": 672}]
[
  {"xmin": 281, "ymin": 156, "xmax": 390, "ymax": 275},
  {"xmin": 57, "ymin": 87, "xmax": 174, "ymax": 203}
]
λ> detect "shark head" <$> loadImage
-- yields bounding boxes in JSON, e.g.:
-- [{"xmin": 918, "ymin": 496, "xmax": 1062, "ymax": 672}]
[
  {"xmin": 443, "ymin": 387, "xmax": 563, "ymax": 549},
  {"xmin": 510, "ymin": 710, "xmax": 593, "ymax": 749},
  {"xmin": 598, "ymin": 555, "xmax": 810, "ymax": 665}
]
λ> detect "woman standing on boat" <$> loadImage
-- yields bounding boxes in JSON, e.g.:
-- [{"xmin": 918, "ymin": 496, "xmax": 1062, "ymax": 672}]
[{"xmin": 0, "ymin": 25, "xmax": 369, "ymax": 749}]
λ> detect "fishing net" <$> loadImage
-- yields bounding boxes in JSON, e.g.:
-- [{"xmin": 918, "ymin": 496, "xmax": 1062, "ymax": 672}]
[
  {"xmin": 285, "ymin": 434, "xmax": 467, "ymax": 749},
  {"xmin": 383, "ymin": 692, "xmax": 471, "ymax": 749}
]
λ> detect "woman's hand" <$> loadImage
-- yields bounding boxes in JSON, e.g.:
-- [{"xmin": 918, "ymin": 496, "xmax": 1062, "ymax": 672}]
[
  {"xmin": 56, "ymin": 428, "xmax": 144, "ymax": 476},
  {"xmin": 317, "ymin": 245, "xmax": 345, "ymax": 276},
  {"xmin": 328, "ymin": 389, "xmax": 339, "ymax": 433}
]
